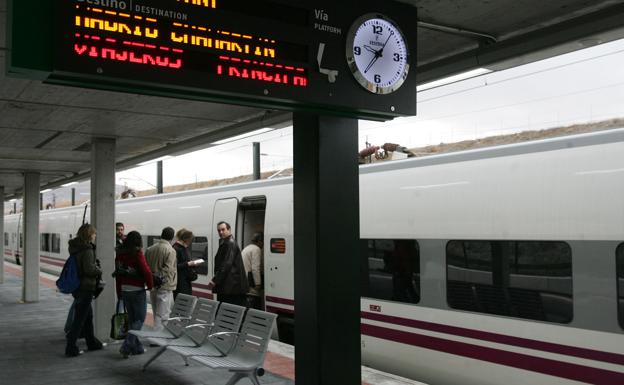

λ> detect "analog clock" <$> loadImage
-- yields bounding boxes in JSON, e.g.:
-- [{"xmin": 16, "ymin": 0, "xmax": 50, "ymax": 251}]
[{"xmin": 345, "ymin": 14, "xmax": 409, "ymax": 95}]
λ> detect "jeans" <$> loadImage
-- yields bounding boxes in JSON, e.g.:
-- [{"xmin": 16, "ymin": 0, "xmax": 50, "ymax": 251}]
[
  {"xmin": 121, "ymin": 290, "xmax": 147, "ymax": 355},
  {"xmin": 66, "ymin": 291, "xmax": 99, "ymax": 353}
]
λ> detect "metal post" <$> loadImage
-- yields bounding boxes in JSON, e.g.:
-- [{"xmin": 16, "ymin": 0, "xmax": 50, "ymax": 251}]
[
  {"xmin": 39, "ymin": 192, "xmax": 43, "ymax": 210},
  {"xmin": 253, "ymin": 142, "xmax": 261, "ymax": 180},
  {"xmin": 91, "ymin": 138, "xmax": 116, "ymax": 341},
  {"xmin": 23, "ymin": 172, "xmax": 40, "ymax": 302},
  {"xmin": 293, "ymin": 113, "xmax": 360, "ymax": 385},
  {"xmin": 157, "ymin": 160, "xmax": 163, "ymax": 194},
  {"xmin": 71, "ymin": 188, "xmax": 76, "ymax": 206}
]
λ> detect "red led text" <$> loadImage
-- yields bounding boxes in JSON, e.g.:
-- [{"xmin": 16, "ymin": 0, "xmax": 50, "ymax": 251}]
[{"xmin": 217, "ymin": 56, "xmax": 307, "ymax": 87}]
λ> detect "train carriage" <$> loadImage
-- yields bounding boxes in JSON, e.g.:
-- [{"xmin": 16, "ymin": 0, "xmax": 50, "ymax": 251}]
[{"xmin": 4, "ymin": 129, "xmax": 624, "ymax": 384}]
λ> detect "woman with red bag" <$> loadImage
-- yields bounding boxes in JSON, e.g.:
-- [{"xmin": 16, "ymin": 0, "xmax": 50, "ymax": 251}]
[{"xmin": 114, "ymin": 231, "xmax": 153, "ymax": 358}]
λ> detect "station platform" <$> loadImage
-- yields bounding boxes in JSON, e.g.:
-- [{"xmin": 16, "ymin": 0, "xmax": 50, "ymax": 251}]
[{"xmin": 0, "ymin": 263, "xmax": 426, "ymax": 385}]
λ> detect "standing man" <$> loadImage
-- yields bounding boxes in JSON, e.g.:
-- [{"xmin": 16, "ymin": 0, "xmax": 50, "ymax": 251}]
[
  {"xmin": 145, "ymin": 227, "xmax": 177, "ymax": 331},
  {"xmin": 208, "ymin": 221, "xmax": 248, "ymax": 306},
  {"xmin": 115, "ymin": 222, "xmax": 125, "ymax": 249},
  {"xmin": 242, "ymin": 232, "xmax": 264, "ymax": 309}
]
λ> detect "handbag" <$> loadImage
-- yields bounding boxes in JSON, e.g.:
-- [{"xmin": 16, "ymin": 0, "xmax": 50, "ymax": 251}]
[
  {"xmin": 188, "ymin": 267, "xmax": 198, "ymax": 282},
  {"xmin": 110, "ymin": 300, "xmax": 129, "ymax": 340}
]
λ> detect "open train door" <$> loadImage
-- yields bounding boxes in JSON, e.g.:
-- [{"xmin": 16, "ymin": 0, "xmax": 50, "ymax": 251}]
[{"xmin": 211, "ymin": 198, "xmax": 239, "ymax": 259}]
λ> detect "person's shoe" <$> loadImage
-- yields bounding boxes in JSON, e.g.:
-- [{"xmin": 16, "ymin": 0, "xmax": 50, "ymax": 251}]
[
  {"xmin": 119, "ymin": 348, "xmax": 130, "ymax": 359},
  {"xmin": 87, "ymin": 339, "xmax": 104, "ymax": 351},
  {"xmin": 133, "ymin": 348, "xmax": 146, "ymax": 355},
  {"xmin": 65, "ymin": 346, "xmax": 84, "ymax": 357}
]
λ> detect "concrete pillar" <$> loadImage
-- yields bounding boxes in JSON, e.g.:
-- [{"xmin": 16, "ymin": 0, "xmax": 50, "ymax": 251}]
[
  {"xmin": 157, "ymin": 160, "xmax": 163, "ymax": 194},
  {"xmin": 23, "ymin": 172, "xmax": 40, "ymax": 302},
  {"xmin": 90, "ymin": 138, "xmax": 116, "ymax": 340},
  {"xmin": 253, "ymin": 142, "xmax": 261, "ymax": 180},
  {"xmin": 293, "ymin": 113, "xmax": 361, "ymax": 385},
  {"xmin": 0, "ymin": 186, "xmax": 4, "ymax": 284}
]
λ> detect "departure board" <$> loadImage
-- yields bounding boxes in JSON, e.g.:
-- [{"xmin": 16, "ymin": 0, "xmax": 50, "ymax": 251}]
[{"xmin": 9, "ymin": 0, "xmax": 416, "ymax": 120}]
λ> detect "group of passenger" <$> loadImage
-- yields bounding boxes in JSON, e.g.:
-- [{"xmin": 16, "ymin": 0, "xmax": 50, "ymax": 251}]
[{"xmin": 65, "ymin": 221, "xmax": 264, "ymax": 358}]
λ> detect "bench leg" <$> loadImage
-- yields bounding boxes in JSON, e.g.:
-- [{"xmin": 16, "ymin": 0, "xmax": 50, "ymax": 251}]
[
  {"xmin": 224, "ymin": 370, "xmax": 260, "ymax": 385},
  {"xmin": 142, "ymin": 346, "xmax": 167, "ymax": 372}
]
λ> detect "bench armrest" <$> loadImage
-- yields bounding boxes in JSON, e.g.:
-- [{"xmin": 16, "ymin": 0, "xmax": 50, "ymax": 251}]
[
  {"xmin": 185, "ymin": 322, "xmax": 214, "ymax": 329},
  {"xmin": 205, "ymin": 331, "xmax": 240, "ymax": 355}
]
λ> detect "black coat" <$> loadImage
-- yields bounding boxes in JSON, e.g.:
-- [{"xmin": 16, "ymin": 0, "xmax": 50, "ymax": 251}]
[
  {"xmin": 212, "ymin": 236, "xmax": 248, "ymax": 295},
  {"xmin": 173, "ymin": 242, "xmax": 193, "ymax": 296}
]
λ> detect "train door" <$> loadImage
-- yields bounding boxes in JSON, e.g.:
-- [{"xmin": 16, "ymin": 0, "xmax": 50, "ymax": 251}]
[{"xmin": 238, "ymin": 196, "xmax": 266, "ymax": 309}]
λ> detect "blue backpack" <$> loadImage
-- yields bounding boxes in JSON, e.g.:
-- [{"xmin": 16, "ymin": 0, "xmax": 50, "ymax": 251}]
[{"xmin": 56, "ymin": 255, "xmax": 81, "ymax": 294}]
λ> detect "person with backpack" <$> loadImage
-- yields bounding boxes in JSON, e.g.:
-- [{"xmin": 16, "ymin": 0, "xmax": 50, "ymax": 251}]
[
  {"xmin": 115, "ymin": 231, "xmax": 154, "ymax": 358},
  {"xmin": 65, "ymin": 223, "xmax": 104, "ymax": 357}
]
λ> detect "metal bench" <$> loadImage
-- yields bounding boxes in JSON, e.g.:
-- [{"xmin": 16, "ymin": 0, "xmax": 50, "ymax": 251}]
[
  {"xmin": 166, "ymin": 302, "xmax": 247, "ymax": 365},
  {"xmin": 188, "ymin": 309, "xmax": 277, "ymax": 385},
  {"xmin": 129, "ymin": 293, "xmax": 196, "ymax": 340},
  {"xmin": 141, "ymin": 297, "xmax": 220, "ymax": 371}
]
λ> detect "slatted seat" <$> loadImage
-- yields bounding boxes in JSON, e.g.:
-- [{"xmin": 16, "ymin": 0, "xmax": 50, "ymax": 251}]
[
  {"xmin": 129, "ymin": 293, "xmax": 196, "ymax": 340},
  {"xmin": 189, "ymin": 309, "xmax": 277, "ymax": 385},
  {"xmin": 142, "ymin": 298, "xmax": 219, "ymax": 371},
  {"xmin": 167, "ymin": 302, "xmax": 246, "ymax": 365}
]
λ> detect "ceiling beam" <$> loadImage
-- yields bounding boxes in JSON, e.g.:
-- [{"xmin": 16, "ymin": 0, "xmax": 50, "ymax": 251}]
[
  {"xmin": 32, "ymin": 110, "xmax": 292, "ymax": 193},
  {"xmin": 417, "ymin": 3, "xmax": 624, "ymax": 84}
]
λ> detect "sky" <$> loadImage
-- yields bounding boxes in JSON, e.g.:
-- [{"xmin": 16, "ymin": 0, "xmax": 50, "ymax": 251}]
[
  {"xmin": 116, "ymin": 36, "xmax": 624, "ymax": 191},
  {"xmin": 5, "ymin": 36, "xmax": 624, "ymax": 212}
]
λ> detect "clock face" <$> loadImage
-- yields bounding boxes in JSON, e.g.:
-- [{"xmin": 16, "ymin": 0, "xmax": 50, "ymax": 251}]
[{"xmin": 346, "ymin": 14, "xmax": 409, "ymax": 95}]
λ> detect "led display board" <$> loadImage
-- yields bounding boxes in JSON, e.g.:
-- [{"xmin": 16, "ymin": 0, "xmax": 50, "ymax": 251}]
[{"xmin": 8, "ymin": 0, "xmax": 416, "ymax": 120}]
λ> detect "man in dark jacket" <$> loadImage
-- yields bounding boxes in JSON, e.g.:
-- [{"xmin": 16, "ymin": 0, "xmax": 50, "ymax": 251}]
[{"xmin": 208, "ymin": 221, "xmax": 248, "ymax": 306}]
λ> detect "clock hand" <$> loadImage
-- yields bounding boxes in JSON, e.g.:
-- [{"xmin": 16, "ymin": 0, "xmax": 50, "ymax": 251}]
[
  {"xmin": 363, "ymin": 45, "xmax": 378, "ymax": 54},
  {"xmin": 363, "ymin": 30, "xmax": 395, "ymax": 73},
  {"xmin": 378, "ymin": 30, "xmax": 395, "ymax": 56},
  {"xmin": 363, "ymin": 52, "xmax": 380, "ymax": 74}
]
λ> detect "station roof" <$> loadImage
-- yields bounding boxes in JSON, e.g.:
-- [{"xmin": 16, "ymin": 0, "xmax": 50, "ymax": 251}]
[{"xmin": 1, "ymin": 0, "xmax": 624, "ymax": 199}]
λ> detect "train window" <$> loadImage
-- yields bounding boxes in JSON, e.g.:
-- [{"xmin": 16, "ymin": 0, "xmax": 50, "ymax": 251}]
[
  {"xmin": 446, "ymin": 240, "xmax": 573, "ymax": 323},
  {"xmin": 616, "ymin": 243, "xmax": 624, "ymax": 329},
  {"xmin": 361, "ymin": 239, "xmax": 420, "ymax": 304},
  {"xmin": 40, "ymin": 233, "xmax": 51, "ymax": 252},
  {"xmin": 191, "ymin": 236, "xmax": 208, "ymax": 275},
  {"xmin": 51, "ymin": 233, "xmax": 61, "ymax": 254},
  {"xmin": 3, "ymin": 233, "xmax": 8, "ymax": 246}
]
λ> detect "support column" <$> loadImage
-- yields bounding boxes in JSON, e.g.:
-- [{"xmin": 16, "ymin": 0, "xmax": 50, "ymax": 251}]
[
  {"xmin": 91, "ymin": 138, "xmax": 116, "ymax": 340},
  {"xmin": 0, "ymin": 186, "xmax": 4, "ymax": 284},
  {"xmin": 71, "ymin": 187, "xmax": 76, "ymax": 206},
  {"xmin": 253, "ymin": 142, "xmax": 261, "ymax": 180},
  {"xmin": 23, "ymin": 172, "xmax": 40, "ymax": 302},
  {"xmin": 157, "ymin": 160, "xmax": 163, "ymax": 194},
  {"xmin": 293, "ymin": 113, "xmax": 360, "ymax": 385}
]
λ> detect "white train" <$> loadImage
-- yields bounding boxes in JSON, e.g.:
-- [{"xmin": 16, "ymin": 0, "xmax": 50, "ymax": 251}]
[{"xmin": 4, "ymin": 129, "xmax": 624, "ymax": 385}]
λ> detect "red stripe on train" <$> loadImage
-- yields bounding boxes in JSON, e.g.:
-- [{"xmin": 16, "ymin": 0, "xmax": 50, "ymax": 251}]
[
  {"xmin": 266, "ymin": 296, "xmax": 295, "ymax": 306},
  {"xmin": 361, "ymin": 311, "xmax": 624, "ymax": 365},
  {"xmin": 362, "ymin": 324, "xmax": 624, "ymax": 384},
  {"xmin": 265, "ymin": 296, "xmax": 624, "ymax": 367}
]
